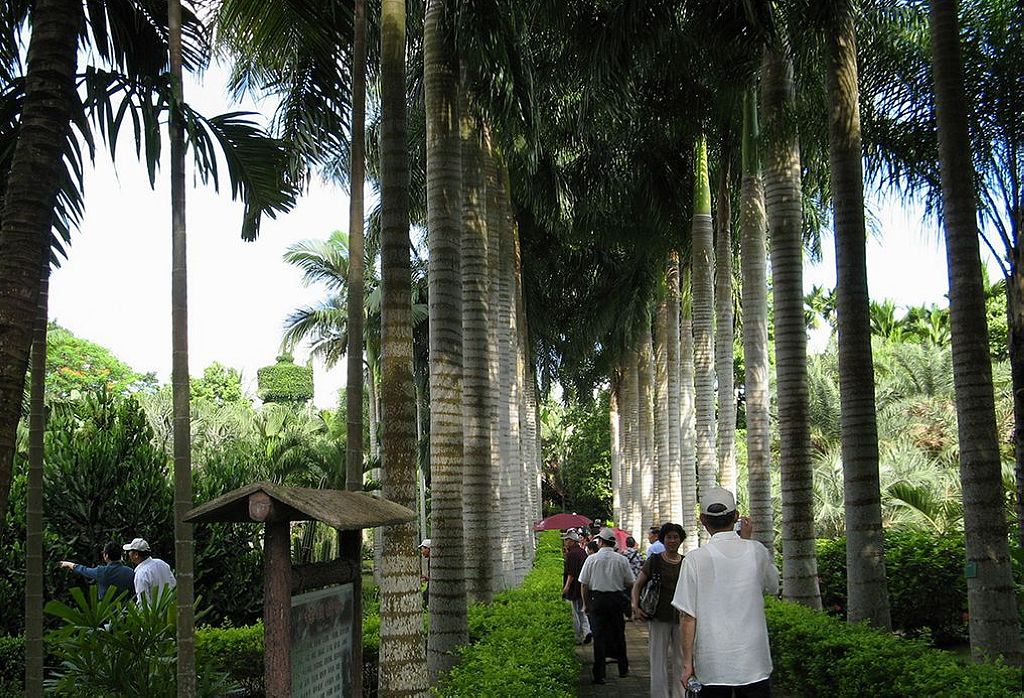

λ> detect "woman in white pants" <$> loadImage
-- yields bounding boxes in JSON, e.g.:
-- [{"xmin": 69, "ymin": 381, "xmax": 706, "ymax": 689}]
[{"xmin": 632, "ymin": 522, "xmax": 686, "ymax": 697}]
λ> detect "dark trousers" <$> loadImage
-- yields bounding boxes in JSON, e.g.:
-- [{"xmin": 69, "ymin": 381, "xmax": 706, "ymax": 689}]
[
  {"xmin": 700, "ymin": 678, "xmax": 772, "ymax": 698},
  {"xmin": 588, "ymin": 591, "xmax": 629, "ymax": 681}
]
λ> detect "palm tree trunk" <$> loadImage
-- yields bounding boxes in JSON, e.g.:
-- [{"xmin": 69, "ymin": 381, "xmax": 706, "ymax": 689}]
[
  {"xmin": 826, "ymin": 0, "xmax": 891, "ymax": 630},
  {"xmin": 679, "ymin": 263, "xmax": 698, "ymax": 551},
  {"xmin": 715, "ymin": 156, "xmax": 737, "ymax": 495},
  {"xmin": 24, "ymin": 256, "xmax": 48, "ymax": 697},
  {"xmin": 379, "ymin": 0, "xmax": 430, "ymax": 691},
  {"xmin": 484, "ymin": 126, "xmax": 507, "ymax": 593},
  {"xmin": 368, "ymin": 346, "xmax": 380, "ymax": 462},
  {"xmin": 610, "ymin": 378, "xmax": 623, "ymax": 525},
  {"xmin": 168, "ymin": 3, "xmax": 196, "ymax": 693},
  {"xmin": 654, "ymin": 290, "xmax": 672, "ymax": 524},
  {"xmin": 762, "ymin": 45, "xmax": 822, "ymax": 609},
  {"xmin": 692, "ymin": 135, "xmax": 718, "ymax": 528},
  {"xmin": 619, "ymin": 361, "xmax": 635, "ymax": 530},
  {"xmin": 497, "ymin": 163, "xmax": 526, "ymax": 582},
  {"xmin": 0, "ymin": 0, "xmax": 79, "ymax": 520},
  {"xmin": 345, "ymin": 2, "xmax": 367, "ymax": 686},
  {"xmin": 666, "ymin": 253, "xmax": 683, "ymax": 524},
  {"xmin": 424, "ymin": 0, "xmax": 467, "ymax": 674},
  {"xmin": 929, "ymin": 0, "xmax": 1023, "ymax": 664},
  {"xmin": 739, "ymin": 89, "xmax": 774, "ymax": 553},
  {"xmin": 514, "ymin": 223, "xmax": 539, "ymax": 562},
  {"xmin": 639, "ymin": 322, "xmax": 657, "ymax": 527},
  {"xmin": 347, "ymin": 0, "xmax": 367, "ymax": 494},
  {"xmin": 460, "ymin": 100, "xmax": 493, "ymax": 604},
  {"xmin": 1008, "ymin": 272, "xmax": 1024, "ymax": 552},
  {"xmin": 628, "ymin": 351, "xmax": 644, "ymax": 536}
]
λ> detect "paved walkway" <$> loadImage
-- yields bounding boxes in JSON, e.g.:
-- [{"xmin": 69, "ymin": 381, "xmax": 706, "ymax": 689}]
[{"xmin": 576, "ymin": 618, "xmax": 651, "ymax": 697}]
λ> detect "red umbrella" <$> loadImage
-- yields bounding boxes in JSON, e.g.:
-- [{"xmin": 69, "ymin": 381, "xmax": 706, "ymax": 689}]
[
  {"xmin": 532, "ymin": 512, "xmax": 593, "ymax": 531},
  {"xmin": 609, "ymin": 527, "xmax": 631, "ymax": 551}
]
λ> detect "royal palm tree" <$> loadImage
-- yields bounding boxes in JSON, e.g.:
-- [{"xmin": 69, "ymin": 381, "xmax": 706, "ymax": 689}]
[
  {"xmin": 739, "ymin": 88, "xmax": 773, "ymax": 553},
  {"xmin": 680, "ymin": 262, "xmax": 698, "ymax": 551},
  {"xmin": 639, "ymin": 320, "xmax": 657, "ymax": 526},
  {"xmin": 654, "ymin": 284, "xmax": 672, "ymax": 523},
  {"xmin": 378, "ymin": 0, "xmax": 430, "ymax": 690},
  {"xmin": 692, "ymin": 136, "xmax": 717, "ymax": 526},
  {"xmin": 762, "ymin": 42, "xmax": 821, "ymax": 609},
  {"xmin": 666, "ymin": 252, "xmax": 683, "ymax": 524},
  {"xmin": 715, "ymin": 152, "xmax": 737, "ymax": 495},
  {"xmin": 423, "ymin": 0, "xmax": 467, "ymax": 675},
  {"xmin": 928, "ymin": 0, "xmax": 1023, "ymax": 664},
  {"xmin": 824, "ymin": 0, "xmax": 891, "ymax": 630},
  {"xmin": 460, "ymin": 101, "xmax": 494, "ymax": 602}
]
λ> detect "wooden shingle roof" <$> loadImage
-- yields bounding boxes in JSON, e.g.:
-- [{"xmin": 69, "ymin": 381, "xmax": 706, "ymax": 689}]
[{"xmin": 183, "ymin": 480, "xmax": 415, "ymax": 529}]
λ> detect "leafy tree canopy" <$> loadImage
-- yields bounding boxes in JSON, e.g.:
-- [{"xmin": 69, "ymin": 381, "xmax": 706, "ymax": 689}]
[{"xmin": 40, "ymin": 323, "xmax": 157, "ymax": 400}]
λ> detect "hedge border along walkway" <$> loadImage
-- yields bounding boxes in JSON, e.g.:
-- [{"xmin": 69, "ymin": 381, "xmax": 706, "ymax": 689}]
[
  {"xmin": 766, "ymin": 597, "xmax": 1024, "ymax": 697},
  {"xmin": 436, "ymin": 530, "xmax": 581, "ymax": 697}
]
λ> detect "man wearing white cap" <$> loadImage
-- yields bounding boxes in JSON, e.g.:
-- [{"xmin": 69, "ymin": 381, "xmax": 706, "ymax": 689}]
[
  {"xmin": 671, "ymin": 488, "xmax": 779, "ymax": 697},
  {"xmin": 123, "ymin": 537, "xmax": 176, "ymax": 604},
  {"xmin": 578, "ymin": 527, "xmax": 635, "ymax": 684},
  {"xmin": 561, "ymin": 530, "xmax": 591, "ymax": 644},
  {"xmin": 418, "ymin": 538, "xmax": 431, "ymax": 606}
]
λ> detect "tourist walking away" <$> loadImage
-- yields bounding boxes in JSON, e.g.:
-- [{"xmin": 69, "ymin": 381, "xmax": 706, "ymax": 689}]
[
  {"xmin": 561, "ymin": 530, "xmax": 592, "ymax": 644},
  {"xmin": 647, "ymin": 525, "xmax": 665, "ymax": 555},
  {"xmin": 632, "ymin": 522, "xmax": 686, "ymax": 697},
  {"xmin": 123, "ymin": 537, "xmax": 176, "ymax": 604},
  {"xmin": 623, "ymin": 536, "xmax": 644, "ymax": 577},
  {"xmin": 671, "ymin": 488, "xmax": 779, "ymax": 697},
  {"xmin": 60, "ymin": 541, "xmax": 135, "ymax": 601},
  {"xmin": 579, "ymin": 527, "xmax": 635, "ymax": 685}
]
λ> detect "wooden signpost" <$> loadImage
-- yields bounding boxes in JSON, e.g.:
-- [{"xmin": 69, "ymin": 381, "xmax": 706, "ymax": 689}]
[{"xmin": 184, "ymin": 481, "xmax": 415, "ymax": 698}]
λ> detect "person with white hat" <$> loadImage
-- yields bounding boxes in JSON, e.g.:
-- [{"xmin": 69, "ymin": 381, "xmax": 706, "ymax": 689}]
[
  {"xmin": 578, "ymin": 527, "xmax": 635, "ymax": 685},
  {"xmin": 122, "ymin": 537, "xmax": 176, "ymax": 604},
  {"xmin": 671, "ymin": 487, "xmax": 779, "ymax": 697},
  {"xmin": 418, "ymin": 538, "xmax": 431, "ymax": 606}
]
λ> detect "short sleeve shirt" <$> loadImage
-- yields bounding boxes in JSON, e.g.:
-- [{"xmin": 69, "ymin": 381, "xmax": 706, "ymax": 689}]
[
  {"xmin": 578, "ymin": 546, "xmax": 635, "ymax": 592},
  {"xmin": 671, "ymin": 532, "xmax": 780, "ymax": 686},
  {"xmin": 563, "ymin": 545, "xmax": 587, "ymax": 601}
]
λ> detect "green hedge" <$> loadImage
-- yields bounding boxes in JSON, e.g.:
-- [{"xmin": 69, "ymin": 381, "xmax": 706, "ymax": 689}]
[
  {"xmin": 767, "ymin": 597, "xmax": 1024, "ymax": 697},
  {"xmin": 256, "ymin": 354, "xmax": 314, "ymax": 404},
  {"xmin": 436, "ymin": 531, "xmax": 580, "ymax": 697}
]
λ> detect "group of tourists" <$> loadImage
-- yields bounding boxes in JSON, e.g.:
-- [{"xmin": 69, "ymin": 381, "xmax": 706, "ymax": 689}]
[
  {"xmin": 561, "ymin": 487, "xmax": 780, "ymax": 696},
  {"xmin": 59, "ymin": 537, "xmax": 177, "ymax": 604}
]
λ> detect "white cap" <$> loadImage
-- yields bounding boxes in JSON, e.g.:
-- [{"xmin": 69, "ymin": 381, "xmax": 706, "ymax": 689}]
[
  {"xmin": 701, "ymin": 487, "xmax": 737, "ymax": 515},
  {"xmin": 418, "ymin": 538, "xmax": 432, "ymax": 549},
  {"xmin": 596, "ymin": 527, "xmax": 616, "ymax": 542},
  {"xmin": 560, "ymin": 531, "xmax": 581, "ymax": 542},
  {"xmin": 122, "ymin": 537, "xmax": 150, "ymax": 552}
]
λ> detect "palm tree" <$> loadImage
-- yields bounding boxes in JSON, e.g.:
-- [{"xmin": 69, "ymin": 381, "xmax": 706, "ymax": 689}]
[
  {"xmin": 928, "ymin": 0, "xmax": 1023, "ymax": 664},
  {"xmin": 347, "ymin": 0, "xmax": 368, "ymax": 497},
  {"xmin": 460, "ymin": 102, "xmax": 494, "ymax": 603},
  {"xmin": 654, "ymin": 284, "xmax": 672, "ymax": 523},
  {"xmin": 692, "ymin": 135, "xmax": 718, "ymax": 527},
  {"xmin": 762, "ymin": 43, "xmax": 822, "ymax": 609},
  {"xmin": 610, "ymin": 376, "xmax": 624, "ymax": 524},
  {"xmin": 715, "ymin": 152, "xmax": 737, "ymax": 495},
  {"xmin": 378, "ymin": 0, "xmax": 430, "ymax": 690},
  {"xmin": 825, "ymin": 0, "xmax": 891, "ymax": 630},
  {"xmin": 167, "ymin": 2, "xmax": 196, "ymax": 692},
  {"xmin": 639, "ymin": 321, "xmax": 657, "ymax": 526},
  {"xmin": 666, "ymin": 252, "xmax": 683, "ymax": 524},
  {"xmin": 423, "ymin": 0, "xmax": 467, "ymax": 675},
  {"xmin": 0, "ymin": 0, "xmax": 80, "ymax": 521},
  {"xmin": 680, "ymin": 262, "xmax": 698, "ymax": 551},
  {"xmin": 739, "ymin": 88, "xmax": 773, "ymax": 553},
  {"xmin": 24, "ymin": 257, "xmax": 48, "ymax": 696}
]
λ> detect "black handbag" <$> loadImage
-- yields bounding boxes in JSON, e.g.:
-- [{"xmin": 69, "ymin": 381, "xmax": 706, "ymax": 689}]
[{"xmin": 639, "ymin": 553, "xmax": 661, "ymax": 617}]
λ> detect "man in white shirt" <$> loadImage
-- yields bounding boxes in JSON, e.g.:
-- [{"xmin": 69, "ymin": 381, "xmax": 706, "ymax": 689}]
[
  {"xmin": 671, "ymin": 488, "xmax": 779, "ymax": 697},
  {"xmin": 579, "ymin": 527, "xmax": 635, "ymax": 685},
  {"xmin": 647, "ymin": 525, "xmax": 666, "ymax": 555},
  {"xmin": 123, "ymin": 537, "xmax": 177, "ymax": 604}
]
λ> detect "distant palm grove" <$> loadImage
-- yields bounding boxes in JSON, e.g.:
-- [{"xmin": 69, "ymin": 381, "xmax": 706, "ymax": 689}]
[{"xmin": 1, "ymin": 0, "xmax": 1023, "ymax": 696}]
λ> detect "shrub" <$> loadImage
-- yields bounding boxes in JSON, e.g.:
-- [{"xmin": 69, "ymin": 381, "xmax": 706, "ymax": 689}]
[
  {"xmin": 766, "ymin": 597, "xmax": 1024, "ymax": 697},
  {"xmin": 435, "ymin": 531, "xmax": 580, "ymax": 697},
  {"xmin": 816, "ymin": 530, "xmax": 969, "ymax": 644},
  {"xmin": 0, "ymin": 634, "xmax": 24, "ymax": 693}
]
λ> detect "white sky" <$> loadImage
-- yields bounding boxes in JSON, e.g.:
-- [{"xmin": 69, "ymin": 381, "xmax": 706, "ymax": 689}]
[{"xmin": 46, "ymin": 66, "xmax": 998, "ymax": 408}]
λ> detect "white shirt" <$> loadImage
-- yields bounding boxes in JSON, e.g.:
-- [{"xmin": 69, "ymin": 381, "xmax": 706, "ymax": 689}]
[
  {"xmin": 647, "ymin": 540, "xmax": 666, "ymax": 555},
  {"xmin": 671, "ymin": 531, "xmax": 780, "ymax": 686},
  {"xmin": 578, "ymin": 546, "xmax": 635, "ymax": 592},
  {"xmin": 134, "ymin": 556, "xmax": 177, "ymax": 603}
]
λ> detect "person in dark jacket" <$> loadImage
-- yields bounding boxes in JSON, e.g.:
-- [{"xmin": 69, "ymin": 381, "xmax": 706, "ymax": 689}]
[
  {"xmin": 60, "ymin": 541, "xmax": 135, "ymax": 601},
  {"xmin": 562, "ymin": 530, "xmax": 592, "ymax": 644}
]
